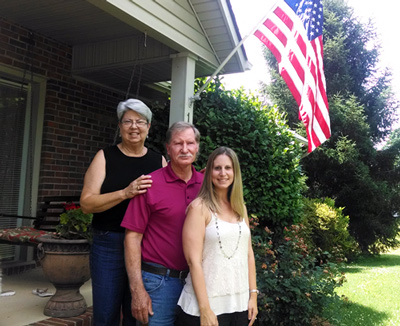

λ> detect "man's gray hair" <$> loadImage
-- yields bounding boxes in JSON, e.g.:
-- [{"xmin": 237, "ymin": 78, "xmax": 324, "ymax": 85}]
[
  {"xmin": 166, "ymin": 121, "xmax": 200, "ymax": 144},
  {"xmin": 116, "ymin": 99, "xmax": 152, "ymax": 123}
]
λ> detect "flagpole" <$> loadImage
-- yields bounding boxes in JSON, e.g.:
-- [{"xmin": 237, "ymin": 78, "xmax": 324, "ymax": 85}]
[{"xmin": 190, "ymin": 0, "xmax": 281, "ymax": 103}]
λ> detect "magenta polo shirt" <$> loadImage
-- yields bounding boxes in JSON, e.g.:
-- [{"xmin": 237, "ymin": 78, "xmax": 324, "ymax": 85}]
[{"xmin": 121, "ymin": 163, "xmax": 203, "ymax": 271}]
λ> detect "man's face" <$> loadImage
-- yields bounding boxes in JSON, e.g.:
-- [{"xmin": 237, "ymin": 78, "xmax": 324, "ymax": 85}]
[{"xmin": 166, "ymin": 128, "xmax": 199, "ymax": 168}]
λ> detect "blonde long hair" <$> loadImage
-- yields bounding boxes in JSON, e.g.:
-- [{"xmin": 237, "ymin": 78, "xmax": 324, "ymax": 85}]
[{"xmin": 197, "ymin": 147, "xmax": 245, "ymax": 218}]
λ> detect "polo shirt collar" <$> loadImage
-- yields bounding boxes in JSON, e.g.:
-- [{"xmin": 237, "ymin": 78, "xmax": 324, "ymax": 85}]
[{"xmin": 164, "ymin": 162, "xmax": 202, "ymax": 185}]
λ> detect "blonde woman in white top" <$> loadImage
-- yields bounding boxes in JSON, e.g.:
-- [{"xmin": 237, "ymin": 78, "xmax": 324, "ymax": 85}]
[{"xmin": 176, "ymin": 147, "xmax": 258, "ymax": 326}]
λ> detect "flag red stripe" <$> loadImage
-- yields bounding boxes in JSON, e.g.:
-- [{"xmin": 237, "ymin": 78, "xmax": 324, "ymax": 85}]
[
  {"xmin": 254, "ymin": 29, "xmax": 282, "ymax": 63},
  {"xmin": 273, "ymin": 6, "xmax": 293, "ymax": 30},
  {"xmin": 281, "ymin": 68, "xmax": 301, "ymax": 105},
  {"xmin": 288, "ymin": 50, "xmax": 305, "ymax": 84},
  {"xmin": 305, "ymin": 86, "xmax": 322, "ymax": 152},
  {"xmin": 315, "ymin": 105, "xmax": 330, "ymax": 138},
  {"xmin": 296, "ymin": 32, "xmax": 307, "ymax": 58},
  {"xmin": 264, "ymin": 19, "xmax": 287, "ymax": 46},
  {"xmin": 311, "ymin": 37, "xmax": 331, "ymax": 139},
  {"xmin": 312, "ymin": 37, "xmax": 330, "ymax": 115},
  {"xmin": 310, "ymin": 129, "xmax": 322, "ymax": 151},
  {"xmin": 306, "ymin": 58, "xmax": 330, "ymax": 143}
]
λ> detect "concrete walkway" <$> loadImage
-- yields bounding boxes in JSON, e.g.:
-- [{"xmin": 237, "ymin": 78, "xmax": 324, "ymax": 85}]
[{"xmin": 0, "ymin": 267, "xmax": 92, "ymax": 326}]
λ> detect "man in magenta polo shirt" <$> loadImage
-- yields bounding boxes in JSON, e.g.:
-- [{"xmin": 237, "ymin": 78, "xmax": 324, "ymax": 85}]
[{"xmin": 121, "ymin": 121, "xmax": 204, "ymax": 326}]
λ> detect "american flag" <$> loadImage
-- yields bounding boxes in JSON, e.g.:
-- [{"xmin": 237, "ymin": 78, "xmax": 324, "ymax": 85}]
[{"xmin": 254, "ymin": 0, "xmax": 331, "ymax": 152}]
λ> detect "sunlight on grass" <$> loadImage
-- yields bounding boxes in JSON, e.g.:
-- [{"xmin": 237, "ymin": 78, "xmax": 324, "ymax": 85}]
[{"xmin": 325, "ymin": 248, "xmax": 400, "ymax": 325}]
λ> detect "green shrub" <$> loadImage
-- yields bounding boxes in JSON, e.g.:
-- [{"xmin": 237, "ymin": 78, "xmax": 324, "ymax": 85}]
[
  {"xmin": 192, "ymin": 78, "xmax": 305, "ymax": 230},
  {"xmin": 253, "ymin": 223, "xmax": 345, "ymax": 325},
  {"xmin": 300, "ymin": 198, "xmax": 360, "ymax": 261}
]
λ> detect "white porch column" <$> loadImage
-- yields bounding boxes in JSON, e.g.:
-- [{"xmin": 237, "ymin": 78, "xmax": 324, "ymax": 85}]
[{"xmin": 169, "ymin": 52, "xmax": 197, "ymax": 125}]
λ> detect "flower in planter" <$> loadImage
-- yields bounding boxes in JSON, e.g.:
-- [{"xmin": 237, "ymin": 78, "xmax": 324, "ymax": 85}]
[{"xmin": 55, "ymin": 202, "xmax": 93, "ymax": 240}]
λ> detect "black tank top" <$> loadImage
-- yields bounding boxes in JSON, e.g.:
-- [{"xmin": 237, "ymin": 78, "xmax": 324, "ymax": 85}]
[{"xmin": 92, "ymin": 145, "xmax": 163, "ymax": 232}]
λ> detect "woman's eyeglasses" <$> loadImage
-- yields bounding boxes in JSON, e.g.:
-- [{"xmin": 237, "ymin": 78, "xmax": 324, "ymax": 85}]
[{"xmin": 121, "ymin": 119, "xmax": 148, "ymax": 128}]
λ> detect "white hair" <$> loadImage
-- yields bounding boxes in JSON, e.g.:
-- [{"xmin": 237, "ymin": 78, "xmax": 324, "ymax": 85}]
[{"xmin": 116, "ymin": 99, "xmax": 152, "ymax": 122}]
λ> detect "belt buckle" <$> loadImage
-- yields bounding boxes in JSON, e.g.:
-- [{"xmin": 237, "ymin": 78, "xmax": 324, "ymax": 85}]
[{"xmin": 178, "ymin": 270, "xmax": 185, "ymax": 280}]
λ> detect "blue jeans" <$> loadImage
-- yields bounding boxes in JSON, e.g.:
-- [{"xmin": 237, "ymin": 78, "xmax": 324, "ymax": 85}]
[
  {"xmin": 140, "ymin": 264, "xmax": 185, "ymax": 326},
  {"xmin": 90, "ymin": 229, "xmax": 135, "ymax": 326}
]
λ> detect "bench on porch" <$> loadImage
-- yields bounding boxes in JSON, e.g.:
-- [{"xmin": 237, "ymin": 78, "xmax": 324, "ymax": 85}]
[{"xmin": 0, "ymin": 196, "xmax": 80, "ymax": 245}]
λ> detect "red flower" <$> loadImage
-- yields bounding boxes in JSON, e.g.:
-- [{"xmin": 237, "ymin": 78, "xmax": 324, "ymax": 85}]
[{"xmin": 64, "ymin": 202, "xmax": 80, "ymax": 211}]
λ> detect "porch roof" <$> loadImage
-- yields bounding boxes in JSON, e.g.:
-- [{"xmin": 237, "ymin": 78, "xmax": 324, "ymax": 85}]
[{"xmin": 0, "ymin": 0, "xmax": 249, "ymax": 98}]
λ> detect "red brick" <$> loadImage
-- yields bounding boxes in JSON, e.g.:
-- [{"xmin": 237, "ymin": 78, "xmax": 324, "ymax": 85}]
[{"xmin": 2, "ymin": 18, "xmax": 120, "ymax": 198}]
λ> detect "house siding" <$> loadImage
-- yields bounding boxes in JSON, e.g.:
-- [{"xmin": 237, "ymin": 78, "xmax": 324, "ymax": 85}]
[
  {"xmin": 106, "ymin": 0, "xmax": 220, "ymax": 66},
  {"xmin": 0, "ymin": 17, "xmax": 122, "ymax": 200}
]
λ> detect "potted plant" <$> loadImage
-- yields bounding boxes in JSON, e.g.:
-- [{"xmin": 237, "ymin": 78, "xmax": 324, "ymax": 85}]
[
  {"xmin": 55, "ymin": 202, "xmax": 93, "ymax": 241},
  {"xmin": 37, "ymin": 202, "xmax": 93, "ymax": 318}
]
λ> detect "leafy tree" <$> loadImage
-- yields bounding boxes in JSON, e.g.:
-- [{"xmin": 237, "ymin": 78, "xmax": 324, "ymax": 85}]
[
  {"xmin": 385, "ymin": 128, "xmax": 400, "ymax": 149},
  {"xmin": 261, "ymin": 0, "xmax": 400, "ymax": 253},
  {"xmin": 383, "ymin": 128, "xmax": 400, "ymax": 168}
]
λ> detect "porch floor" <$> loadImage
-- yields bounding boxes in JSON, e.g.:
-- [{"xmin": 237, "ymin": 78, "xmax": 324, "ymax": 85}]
[{"xmin": 1, "ymin": 266, "xmax": 93, "ymax": 325}]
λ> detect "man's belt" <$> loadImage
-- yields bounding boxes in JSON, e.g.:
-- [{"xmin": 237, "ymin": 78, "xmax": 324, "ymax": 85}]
[{"xmin": 141, "ymin": 262, "xmax": 188, "ymax": 280}]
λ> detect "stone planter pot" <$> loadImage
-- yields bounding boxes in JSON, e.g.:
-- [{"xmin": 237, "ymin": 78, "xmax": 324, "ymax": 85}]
[{"xmin": 37, "ymin": 236, "xmax": 91, "ymax": 318}]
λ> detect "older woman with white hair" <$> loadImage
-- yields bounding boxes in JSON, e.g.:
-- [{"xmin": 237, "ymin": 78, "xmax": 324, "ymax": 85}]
[{"xmin": 80, "ymin": 99, "xmax": 167, "ymax": 326}]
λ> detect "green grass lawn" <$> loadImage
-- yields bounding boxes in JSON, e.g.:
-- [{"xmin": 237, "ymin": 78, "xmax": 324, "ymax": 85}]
[{"xmin": 324, "ymin": 248, "xmax": 400, "ymax": 326}]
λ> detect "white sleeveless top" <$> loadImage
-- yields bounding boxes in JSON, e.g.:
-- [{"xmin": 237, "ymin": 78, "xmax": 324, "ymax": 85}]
[{"xmin": 178, "ymin": 211, "xmax": 250, "ymax": 316}]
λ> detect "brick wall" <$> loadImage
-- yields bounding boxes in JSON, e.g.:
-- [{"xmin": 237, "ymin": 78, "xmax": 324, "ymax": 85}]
[{"xmin": 0, "ymin": 18, "xmax": 123, "ymax": 199}]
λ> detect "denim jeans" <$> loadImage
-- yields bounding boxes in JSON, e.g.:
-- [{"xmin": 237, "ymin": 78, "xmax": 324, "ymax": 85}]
[
  {"xmin": 90, "ymin": 228, "xmax": 135, "ymax": 326},
  {"xmin": 140, "ymin": 264, "xmax": 185, "ymax": 326}
]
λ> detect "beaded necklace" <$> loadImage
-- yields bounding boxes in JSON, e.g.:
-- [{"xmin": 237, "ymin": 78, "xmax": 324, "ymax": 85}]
[{"xmin": 215, "ymin": 216, "xmax": 242, "ymax": 259}]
